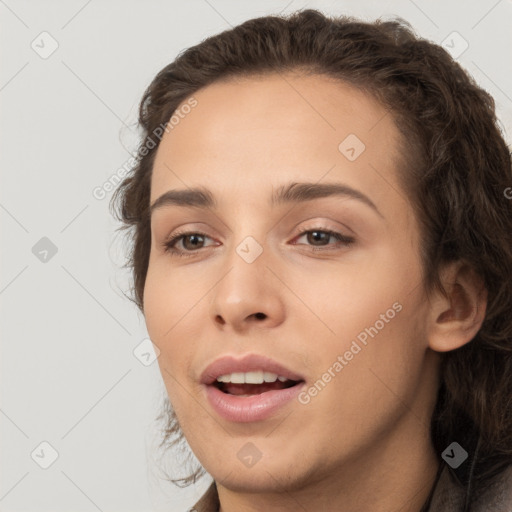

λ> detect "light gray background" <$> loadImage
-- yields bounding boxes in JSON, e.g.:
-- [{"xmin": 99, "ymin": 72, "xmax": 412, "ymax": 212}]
[{"xmin": 1, "ymin": 1, "xmax": 511, "ymax": 511}]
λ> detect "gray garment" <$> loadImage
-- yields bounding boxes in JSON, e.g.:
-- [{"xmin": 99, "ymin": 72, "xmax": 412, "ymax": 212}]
[{"xmin": 430, "ymin": 463, "xmax": 512, "ymax": 511}]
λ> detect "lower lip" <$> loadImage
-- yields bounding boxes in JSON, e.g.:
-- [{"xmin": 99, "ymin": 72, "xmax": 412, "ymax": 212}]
[{"xmin": 204, "ymin": 382, "xmax": 305, "ymax": 423}]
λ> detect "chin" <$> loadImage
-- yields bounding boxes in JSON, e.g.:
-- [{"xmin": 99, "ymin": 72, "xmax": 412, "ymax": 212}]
[{"xmin": 212, "ymin": 465, "xmax": 306, "ymax": 494}]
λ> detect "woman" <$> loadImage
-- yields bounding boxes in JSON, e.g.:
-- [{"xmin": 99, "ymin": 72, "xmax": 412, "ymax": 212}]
[{"xmin": 111, "ymin": 9, "xmax": 512, "ymax": 511}]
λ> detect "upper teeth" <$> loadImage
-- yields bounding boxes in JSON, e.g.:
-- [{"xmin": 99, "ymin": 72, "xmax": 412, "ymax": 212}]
[{"xmin": 216, "ymin": 371, "xmax": 290, "ymax": 384}]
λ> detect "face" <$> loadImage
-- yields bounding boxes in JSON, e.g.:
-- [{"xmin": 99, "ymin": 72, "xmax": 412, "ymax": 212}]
[{"xmin": 143, "ymin": 72, "xmax": 440, "ymax": 492}]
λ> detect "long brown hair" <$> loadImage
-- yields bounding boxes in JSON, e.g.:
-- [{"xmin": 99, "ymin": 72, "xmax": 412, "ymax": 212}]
[{"xmin": 110, "ymin": 9, "xmax": 512, "ymax": 491}]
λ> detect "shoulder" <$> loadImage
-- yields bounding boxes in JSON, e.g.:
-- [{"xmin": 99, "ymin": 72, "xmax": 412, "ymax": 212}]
[
  {"xmin": 427, "ymin": 463, "xmax": 512, "ymax": 511},
  {"xmin": 428, "ymin": 464, "xmax": 466, "ymax": 510},
  {"xmin": 471, "ymin": 463, "xmax": 512, "ymax": 511}
]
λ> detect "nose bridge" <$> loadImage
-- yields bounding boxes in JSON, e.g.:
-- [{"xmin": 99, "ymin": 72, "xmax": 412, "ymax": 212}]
[
  {"xmin": 209, "ymin": 227, "xmax": 285, "ymax": 330},
  {"xmin": 215, "ymin": 231, "xmax": 268, "ymax": 306},
  {"xmin": 220, "ymin": 210, "xmax": 270, "ymax": 284}
]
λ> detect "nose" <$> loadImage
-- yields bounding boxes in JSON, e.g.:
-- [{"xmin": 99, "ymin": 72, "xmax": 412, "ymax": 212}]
[{"xmin": 209, "ymin": 238, "xmax": 286, "ymax": 333}]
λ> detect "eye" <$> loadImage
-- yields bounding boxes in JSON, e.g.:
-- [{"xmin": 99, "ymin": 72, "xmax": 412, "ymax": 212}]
[
  {"xmin": 162, "ymin": 231, "xmax": 217, "ymax": 258},
  {"xmin": 161, "ymin": 227, "xmax": 355, "ymax": 259},
  {"xmin": 292, "ymin": 228, "xmax": 355, "ymax": 250}
]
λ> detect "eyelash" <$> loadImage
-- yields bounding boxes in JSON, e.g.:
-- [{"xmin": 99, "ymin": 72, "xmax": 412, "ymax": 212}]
[{"xmin": 162, "ymin": 227, "xmax": 355, "ymax": 259}]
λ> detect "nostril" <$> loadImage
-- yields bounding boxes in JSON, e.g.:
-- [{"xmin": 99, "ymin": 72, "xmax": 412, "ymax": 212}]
[{"xmin": 254, "ymin": 312, "xmax": 266, "ymax": 320}]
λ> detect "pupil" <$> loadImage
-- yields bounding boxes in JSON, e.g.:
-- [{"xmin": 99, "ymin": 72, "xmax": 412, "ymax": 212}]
[
  {"xmin": 184, "ymin": 234, "xmax": 203, "ymax": 250},
  {"xmin": 308, "ymin": 231, "xmax": 328, "ymax": 246}
]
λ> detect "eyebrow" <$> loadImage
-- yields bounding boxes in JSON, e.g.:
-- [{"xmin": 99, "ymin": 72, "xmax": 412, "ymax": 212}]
[{"xmin": 149, "ymin": 182, "xmax": 383, "ymax": 218}]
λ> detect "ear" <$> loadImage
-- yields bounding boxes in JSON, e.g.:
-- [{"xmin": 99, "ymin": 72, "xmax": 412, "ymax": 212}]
[{"xmin": 427, "ymin": 261, "xmax": 487, "ymax": 352}]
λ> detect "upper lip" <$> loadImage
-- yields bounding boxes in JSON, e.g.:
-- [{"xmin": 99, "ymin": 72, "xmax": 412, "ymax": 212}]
[{"xmin": 200, "ymin": 354, "xmax": 305, "ymax": 385}]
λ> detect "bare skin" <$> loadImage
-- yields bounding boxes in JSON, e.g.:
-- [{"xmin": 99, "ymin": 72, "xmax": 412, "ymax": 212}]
[{"xmin": 143, "ymin": 72, "xmax": 487, "ymax": 511}]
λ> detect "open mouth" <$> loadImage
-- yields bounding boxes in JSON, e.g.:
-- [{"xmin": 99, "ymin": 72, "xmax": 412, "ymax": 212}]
[
  {"xmin": 202, "ymin": 359, "xmax": 307, "ymax": 422},
  {"xmin": 205, "ymin": 375, "xmax": 306, "ymax": 422},
  {"xmin": 214, "ymin": 379, "xmax": 302, "ymax": 397}
]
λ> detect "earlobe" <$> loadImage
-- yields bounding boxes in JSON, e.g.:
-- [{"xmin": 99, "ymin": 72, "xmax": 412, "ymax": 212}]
[{"xmin": 427, "ymin": 262, "xmax": 487, "ymax": 353}]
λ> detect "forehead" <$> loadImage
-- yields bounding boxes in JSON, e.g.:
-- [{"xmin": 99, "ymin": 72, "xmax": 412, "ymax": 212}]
[{"xmin": 150, "ymin": 72, "xmax": 405, "ymax": 213}]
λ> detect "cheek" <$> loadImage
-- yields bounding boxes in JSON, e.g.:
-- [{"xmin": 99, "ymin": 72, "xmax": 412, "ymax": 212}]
[
  {"xmin": 291, "ymin": 247, "xmax": 425, "ymax": 394},
  {"xmin": 143, "ymin": 260, "xmax": 200, "ymax": 378},
  {"xmin": 144, "ymin": 268, "xmax": 202, "ymax": 420},
  {"xmin": 290, "ymin": 248, "xmax": 419, "ymax": 343},
  {"xmin": 294, "ymin": 292, "xmax": 427, "ymax": 457},
  {"xmin": 143, "ymin": 255, "xmax": 197, "ymax": 338}
]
